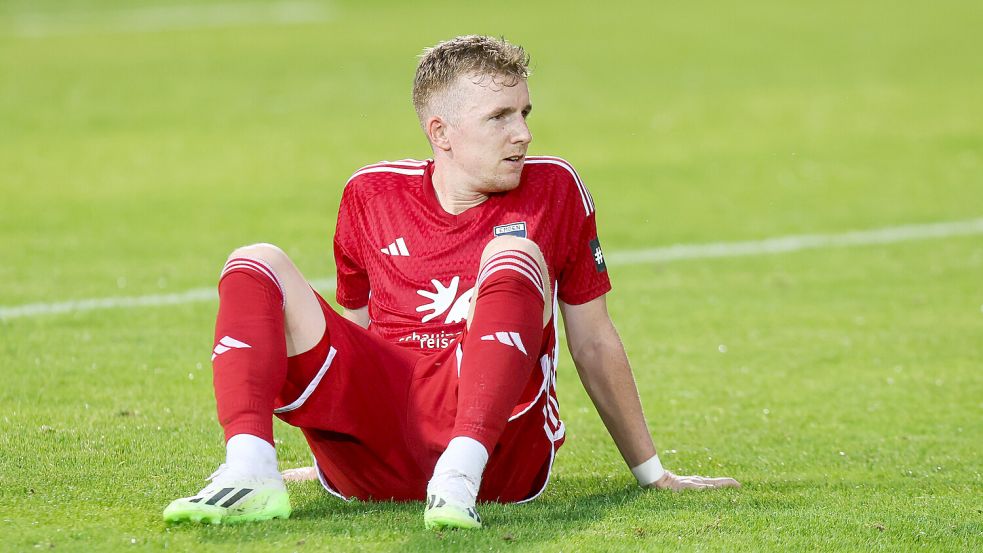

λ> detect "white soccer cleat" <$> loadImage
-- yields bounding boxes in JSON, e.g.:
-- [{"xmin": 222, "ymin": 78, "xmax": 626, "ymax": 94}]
[
  {"xmin": 163, "ymin": 464, "xmax": 291, "ymax": 524},
  {"xmin": 424, "ymin": 470, "xmax": 482, "ymax": 530}
]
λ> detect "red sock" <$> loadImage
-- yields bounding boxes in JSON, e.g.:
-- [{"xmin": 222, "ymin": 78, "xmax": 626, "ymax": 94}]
[
  {"xmin": 211, "ymin": 258, "xmax": 287, "ymax": 446},
  {"xmin": 453, "ymin": 250, "xmax": 546, "ymax": 453}
]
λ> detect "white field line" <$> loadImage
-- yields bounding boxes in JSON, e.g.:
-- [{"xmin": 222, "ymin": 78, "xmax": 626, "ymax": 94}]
[
  {"xmin": 0, "ymin": 278, "xmax": 336, "ymax": 321},
  {"xmin": 606, "ymin": 217, "xmax": 983, "ymax": 264},
  {"xmin": 2, "ymin": 218, "xmax": 982, "ymax": 321},
  {"xmin": 7, "ymin": 1, "xmax": 332, "ymax": 37}
]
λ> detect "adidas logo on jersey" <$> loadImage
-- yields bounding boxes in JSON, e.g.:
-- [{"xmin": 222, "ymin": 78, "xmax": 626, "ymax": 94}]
[
  {"xmin": 212, "ymin": 336, "xmax": 251, "ymax": 361},
  {"xmin": 480, "ymin": 331, "xmax": 528, "ymax": 354},
  {"xmin": 381, "ymin": 237, "xmax": 410, "ymax": 256}
]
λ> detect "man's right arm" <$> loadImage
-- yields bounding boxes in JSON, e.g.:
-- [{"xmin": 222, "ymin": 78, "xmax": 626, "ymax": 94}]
[{"xmin": 342, "ymin": 306, "xmax": 369, "ymax": 329}]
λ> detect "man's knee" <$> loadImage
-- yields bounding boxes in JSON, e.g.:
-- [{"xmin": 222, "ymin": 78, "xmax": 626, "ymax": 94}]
[
  {"xmin": 480, "ymin": 236, "xmax": 543, "ymax": 265},
  {"xmin": 226, "ymin": 243, "xmax": 324, "ymax": 356},
  {"xmin": 479, "ymin": 237, "xmax": 549, "ymax": 293},
  {"xmin": 473, "ymin": 236, "xmax": 552, "ymax": 326},
  {"xmin": 229, "ymin": 243, "xmax": 292, "ymax": 273}
]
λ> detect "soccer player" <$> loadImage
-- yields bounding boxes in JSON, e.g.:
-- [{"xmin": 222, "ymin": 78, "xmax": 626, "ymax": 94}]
[{"xmin": 163, "ymin": 35, "xmax": 739, "ymax": 529}]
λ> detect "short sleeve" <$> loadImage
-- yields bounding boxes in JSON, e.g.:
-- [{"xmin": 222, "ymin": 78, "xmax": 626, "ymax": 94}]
[
  {"xmin": 557, "ymin": 208, "xmax": 612, "ymax": 306},
  {"xmin": 334, "ymin": 184, "xmax": 370, "ymax": 309}
]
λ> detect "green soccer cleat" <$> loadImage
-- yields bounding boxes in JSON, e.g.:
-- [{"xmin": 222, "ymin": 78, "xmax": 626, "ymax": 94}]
[
  {"xmin": 423, "ymin": 469, "xmax": 482, "ymax": 530},
  {"xmin": 163, "ymin": 464, "xmax": 291, "ymax": 524},
  {"xmin": 424, "ymin": 494, "xmax": 483, "ymax": 530}
]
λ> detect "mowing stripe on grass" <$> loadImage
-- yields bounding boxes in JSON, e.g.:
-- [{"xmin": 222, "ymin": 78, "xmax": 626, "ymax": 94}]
[
  {"xmin": 2, "ymin": 217, "xmax": 981, "ymax": 321},
  {"xmin": 7, "ymin": 1, "xmax": 332, "ymax": 37}
]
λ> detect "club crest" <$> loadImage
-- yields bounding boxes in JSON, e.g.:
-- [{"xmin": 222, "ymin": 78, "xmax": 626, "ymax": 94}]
[{"xmin": 493, "ymin": 221, "xmax": 527, "ymax": 238}]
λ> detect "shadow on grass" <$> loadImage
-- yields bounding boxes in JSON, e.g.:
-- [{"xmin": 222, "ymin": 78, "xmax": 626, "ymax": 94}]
[
  {"xmin": 177, "ymin": 476, "xmax": 811, "ymax": 549},
  {"xmin": 177, "ymin": 476, "xmax": 647, "ymax": 547},
  {"xmin": 208, "ymin": 476, "xmax": 756, "ymax": 546}
]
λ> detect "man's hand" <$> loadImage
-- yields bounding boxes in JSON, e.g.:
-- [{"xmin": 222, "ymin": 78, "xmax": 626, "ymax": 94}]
[
  {"xmin": 281, "ymin": 466, "xmax": 318, "ymax": 482},
  {"xmin": 647, "ymin": 471, "xmax": 741, "ymax": 491}
]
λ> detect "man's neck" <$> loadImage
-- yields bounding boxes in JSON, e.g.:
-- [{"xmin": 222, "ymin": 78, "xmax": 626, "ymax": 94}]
[{"xmin": 431, "ymin": 163, "xmax": 488, "ymax": 215}]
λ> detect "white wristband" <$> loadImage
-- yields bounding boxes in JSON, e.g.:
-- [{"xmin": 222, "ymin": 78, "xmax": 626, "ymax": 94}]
[{"xmin": 630, "ymin": 454, "xmax": 665, "ymax": 487}]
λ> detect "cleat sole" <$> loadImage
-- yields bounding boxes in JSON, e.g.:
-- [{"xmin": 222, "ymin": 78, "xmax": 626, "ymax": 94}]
[
  {"xmin": 424, "ymin": 506, "xmax": 482, "ymax": 530},
  {"xmin": 164, "ymin": 490, "xmax": 291, "ymax": 525}
]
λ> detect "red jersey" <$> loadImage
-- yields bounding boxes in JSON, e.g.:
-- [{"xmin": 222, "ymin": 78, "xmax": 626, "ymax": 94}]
[
  {"xmin": 334, "ymin": 156, "xmax": 611, "ymax": 354},
  {"xmin": 329, "ymin": 155, "xmax": 611, "ymax": 467}
]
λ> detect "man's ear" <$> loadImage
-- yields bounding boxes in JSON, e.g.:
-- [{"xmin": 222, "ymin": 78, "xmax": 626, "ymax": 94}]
[{"xmin": 426, "ymin": 115, "xmax": 452, "ymax": 152}]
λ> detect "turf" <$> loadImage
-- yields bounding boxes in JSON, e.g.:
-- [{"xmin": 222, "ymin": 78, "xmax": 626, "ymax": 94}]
[{"xmin": 1, "ymin": 0, "xmax": 981, "ymax": 550}]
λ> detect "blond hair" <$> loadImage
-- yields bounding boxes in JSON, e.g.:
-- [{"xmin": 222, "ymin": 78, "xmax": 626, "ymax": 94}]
[{"xmin": 412, "ymin": 35, "xmax": 530, "ymax": 121}]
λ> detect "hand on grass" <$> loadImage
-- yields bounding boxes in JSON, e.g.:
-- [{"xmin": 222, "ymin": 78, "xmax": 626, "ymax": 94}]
[
  {"xmin": 647, "ymin": 471, "xmax": 741, "ymax": 491},
  {"xmin": 281, "ymin": 466, "xmax": 318, "ymax": 482}
]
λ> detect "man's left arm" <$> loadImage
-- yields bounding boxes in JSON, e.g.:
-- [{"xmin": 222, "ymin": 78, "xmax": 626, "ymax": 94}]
[{"xmin": 560, "ymin": 295, "xmax": 741, "ymax": 491}]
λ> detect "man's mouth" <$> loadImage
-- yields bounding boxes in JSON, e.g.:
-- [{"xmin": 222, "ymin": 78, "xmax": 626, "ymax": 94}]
[{"xmin": 504, "ymin": 155, "xmax": 524, "ymax": 163}]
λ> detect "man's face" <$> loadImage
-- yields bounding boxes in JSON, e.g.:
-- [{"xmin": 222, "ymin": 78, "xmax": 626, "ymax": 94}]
[{"xmin": 439, "ymin": 74, "xmax": 533, "ymax": 193}]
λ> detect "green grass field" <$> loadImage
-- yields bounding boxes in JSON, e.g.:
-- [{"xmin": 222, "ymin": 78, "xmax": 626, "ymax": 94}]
[{"xmin": 2, "ymin": 0, "xmax": 982, "ymax": 550}]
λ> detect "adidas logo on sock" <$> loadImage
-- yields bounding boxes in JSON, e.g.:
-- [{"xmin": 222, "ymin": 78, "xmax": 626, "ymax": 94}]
[
  {"xmin": 381, "ymin": 237, "xmax": 410, "ymax": 256},
  {"xmin": 480, "ymin": 331, "xmax": 527, "ymax": 354},
  {"xmin": 212, "ymin": 336, "xmax": 251, "ymax": 361}
]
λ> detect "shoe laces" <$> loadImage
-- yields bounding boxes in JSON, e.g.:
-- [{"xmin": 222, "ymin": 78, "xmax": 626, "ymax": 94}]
[{"xmin": 203, "ymin": 462, "xmax": 285, "ymax": 492}]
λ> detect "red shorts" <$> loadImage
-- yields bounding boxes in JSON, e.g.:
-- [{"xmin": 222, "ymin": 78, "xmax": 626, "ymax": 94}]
[{"xmin": 272, "ymin": 291, "xmax": 563, "ymax": 503}]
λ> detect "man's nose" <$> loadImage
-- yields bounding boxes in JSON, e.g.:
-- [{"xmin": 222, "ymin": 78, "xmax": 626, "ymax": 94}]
[{"xmin": 512, "ymin": 119, "xmax": 532, "ymax": 145}]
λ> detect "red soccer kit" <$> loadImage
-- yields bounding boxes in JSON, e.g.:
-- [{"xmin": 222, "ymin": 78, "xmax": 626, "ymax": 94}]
[{"xmin": 271, "ymin": 156, "xmax": 611, "ymax": 502}]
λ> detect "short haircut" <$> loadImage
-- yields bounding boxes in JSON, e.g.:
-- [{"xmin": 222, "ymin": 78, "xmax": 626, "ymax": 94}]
[{"xmin": 412, "ymin": 35, "xmax": 530, "ymax": 121}]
